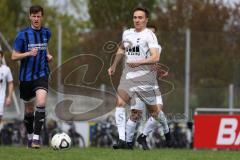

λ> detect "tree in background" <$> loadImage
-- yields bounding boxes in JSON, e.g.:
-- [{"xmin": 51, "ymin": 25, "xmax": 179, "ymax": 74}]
[
  {"xmin": 88, "ymin": 0, "xmax": 156, "ymax": 29},
  {"xmin": 1, "ymin": 0, "xmax": 240, "ymax": 113},
  {"xmin": 75, "ymin": 0, "xmax": 157, "ymax": 87},
  {"xmin": 152, "ymin": 0, "xmax": 240, "ymax": 110},
  {"xmin": 0, "ymin": 0, "xmax": 89, "ymax": 85}
]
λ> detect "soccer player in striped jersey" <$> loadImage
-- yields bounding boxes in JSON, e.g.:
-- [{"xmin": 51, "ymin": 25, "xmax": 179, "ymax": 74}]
[
  {"xmin": 12, "ymin": 5, "xmax": 53, "ymax": 149},
  {"xmin": 108, "ymin": 6, "xmax": 169, "ymax": 149}
]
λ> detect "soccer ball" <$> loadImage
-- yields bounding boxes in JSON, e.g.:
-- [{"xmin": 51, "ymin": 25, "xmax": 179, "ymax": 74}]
[{"xmin": 51, "ymin": 133, "xmax": 71, "ymax": 150}]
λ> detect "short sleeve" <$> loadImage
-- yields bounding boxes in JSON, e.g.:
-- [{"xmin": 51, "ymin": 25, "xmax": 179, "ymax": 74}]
[
  {"xmin": 147, "ymin": 31, "xmax": 159, "ymax": 48},
  {"xmin": 46, "ymin": 29, "xmax": 52, "ymax": 43},
  {"xmin": 121, "ymin": 30, "xmax": 128, "ymax": 49},
  {"xmin": 13, "ymin": 32, "xmax": 24, "ymax": 52}
]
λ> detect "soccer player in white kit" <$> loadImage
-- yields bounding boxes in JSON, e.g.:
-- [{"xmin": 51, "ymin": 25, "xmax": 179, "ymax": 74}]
[
  {"xmin": 0, "ymin": 49, "xmax": 14, "ymax": 125},
  {"xmin": 125, "ymin": 25, "xmax": 171, "ymax": 150},
  {"xmin": 108, "ymin": 7, "xmax": 169, "ymax": 149}
]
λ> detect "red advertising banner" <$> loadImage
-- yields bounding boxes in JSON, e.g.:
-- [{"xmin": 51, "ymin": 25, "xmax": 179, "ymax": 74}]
[{"xmin": 194, "ymin": 114, "xmax": 240, "ymax": 149}]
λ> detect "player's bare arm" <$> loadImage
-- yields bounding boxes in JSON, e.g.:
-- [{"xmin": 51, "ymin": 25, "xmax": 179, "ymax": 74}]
[
  {"xmin": 5, "ymin": 81, "xmax": 13, "ymax": 106},
  {"xmin": 108, "ymin": 44, "xmax": 125, "ymax": 76},
  {"xmin": 127, "ymin": 47, "xmax": 159, "ymax": 68},
  {"xmin": 11, "ymin": 48, "xmax": 38, "ymax": 61},
  {"xmin": 46, "ymin": 48, "xmax": 53, "ymax": 62}
]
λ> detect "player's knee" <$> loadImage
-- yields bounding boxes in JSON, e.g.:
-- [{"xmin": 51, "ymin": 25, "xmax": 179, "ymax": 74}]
[
  {"xmin": 148, "ymin": 105, "xmax": 161, "ymax": 119},
  {"xmin": 130, "ymin": 109, "xmax": 142, "ymax": 122},
  {"xmin": 25, "ymin": 105, "xmax": 34, "ymax": 113},
  {"xmin": 116, "ymin": 99, "xmax": 125, "ymax": 107},
  {"xmin": 149, "ymin": 110, "xmax": 159, "ymax": 119},
  {"xmin": 36, "ymin": 99, "xmax": 46, "ymax": 107},
  {"xmin": 116, "ymin": 102, "xmax": 125, "ymax": 107},
  {"xmin": 130, "ymin": 114, "xmax": 139, "ymax": 122}
]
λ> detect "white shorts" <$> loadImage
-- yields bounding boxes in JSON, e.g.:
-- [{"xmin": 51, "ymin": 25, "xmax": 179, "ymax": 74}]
[
  {"xmin": 0, "ymin": 103, "xmax": 4, "ymax": 116},
  {"xmin": 130, "ymin": 95, "xmax": 163, "ymax": 110}
]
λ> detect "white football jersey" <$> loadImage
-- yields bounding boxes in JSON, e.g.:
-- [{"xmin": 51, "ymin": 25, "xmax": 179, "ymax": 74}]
[
  {"xmin": 121, "ymin": 28, "xmax": 160, "ymax": 80},
  {"xmin": 122, "ymin": 28, "xmax": 159, "ymax": 63},
  {"xmin": 0, "ymin": 64, "xmax": 13, "ymax": 102},
  {"xmin": 146, "ymin": 44, "xmax": 162, "ymax": 59}
]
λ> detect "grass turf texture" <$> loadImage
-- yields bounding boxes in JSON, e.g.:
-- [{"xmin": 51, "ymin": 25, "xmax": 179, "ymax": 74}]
[{"xmin": 0, "ymin": 147, "xmax": 239, "ymax": 160}]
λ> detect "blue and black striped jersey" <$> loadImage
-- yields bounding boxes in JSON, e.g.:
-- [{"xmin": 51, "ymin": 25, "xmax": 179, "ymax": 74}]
[{"xmin": 13, "ymin": 26, "xmax": 51, "ymax": 81}]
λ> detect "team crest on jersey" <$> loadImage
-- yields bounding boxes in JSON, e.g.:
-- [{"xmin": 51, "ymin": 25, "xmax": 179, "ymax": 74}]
[
  {"xmin": 126, "ymin": 45, "xmax": 140, "ymax": 56},
  {"xmin": 123, "ymin": 39, "xmax": 140, "ymax": 56}
]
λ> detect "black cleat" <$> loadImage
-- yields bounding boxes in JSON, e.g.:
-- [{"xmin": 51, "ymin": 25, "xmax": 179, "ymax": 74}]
[
  {"xmin": 137, "ymin": 134, "xmax": 149, "ymax": 150},
  {"xmin": 164, "ymin": 132, "xmax": 172, "ymax": 147},
  {"xmin": 113, "ymin": 139, "xmax": 127, "ymax": 149},
  {"xmin": 126, "ymin": 142, "xmax": 134, "ymax": 150}
]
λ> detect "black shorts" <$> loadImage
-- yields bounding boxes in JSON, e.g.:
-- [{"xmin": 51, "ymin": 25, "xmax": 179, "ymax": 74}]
[{"xmin": 19, "ymin": 76, "xmax": 48, "ymax": 101}]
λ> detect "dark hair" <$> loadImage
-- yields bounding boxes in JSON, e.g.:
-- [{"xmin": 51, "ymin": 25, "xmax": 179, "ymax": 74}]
[
  {"xmin": 29, "ymin": 5, "xmax": 44, "ymax": 16},
  {"xmin": 147, "ymin": 24, "xmax": 157, "ymax": 32},
  {"xmin": 133, "ymin": 6, "xmax": 149, "ymax": 18}
]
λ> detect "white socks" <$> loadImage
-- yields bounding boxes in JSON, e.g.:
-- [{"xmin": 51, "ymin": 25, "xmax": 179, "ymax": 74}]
[
  {"xmin": 27, "ymin": 133, "xmax": 33, "ymax": 140},
  {"xmin": 143, "ymin": 117, "xmax": 158, "ymax": 136},
  {"xmin": 115, "ymin": 107, "xmax": 169, "ymax": 142},
  {"xmin": 33, "ymin": 134, "xmax": 39, "ymax": 140},
  {"xmin": 115, "ymin": 107, "xmax": 126, "ymax": 141},
  {"xmin": 157, "ymin": 111, "xmax": 169, "ymax": 134},
  {"xmin": 126, "ymin": 119, "xmax": 137, "ymax": 142}
]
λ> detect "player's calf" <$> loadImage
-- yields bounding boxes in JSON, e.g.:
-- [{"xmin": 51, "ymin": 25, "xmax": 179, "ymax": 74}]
[
  {"xmin": 125, "ymin": 109, "xmax": 142, "ymax": 149},
  {"xmin": 32, "ymin": 106, "xmax": 45, "ymax": 148}
]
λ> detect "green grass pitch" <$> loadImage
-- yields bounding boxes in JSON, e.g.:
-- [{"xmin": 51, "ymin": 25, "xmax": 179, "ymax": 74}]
[{"xmin": 0, "ymin": 146, "xmax": 239, "ymax": 160}]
